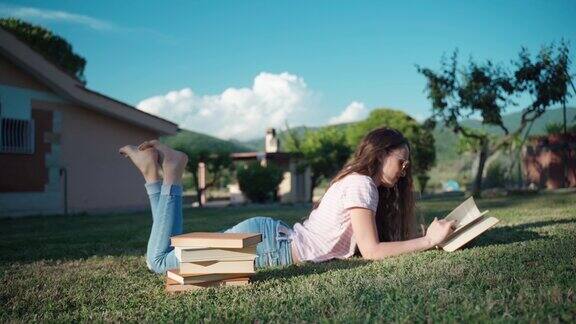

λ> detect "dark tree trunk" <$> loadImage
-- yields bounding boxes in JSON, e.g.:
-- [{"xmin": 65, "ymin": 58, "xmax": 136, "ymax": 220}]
[
  {"xmin": 189, "ymin": 170, "xmax": 203, "ymax": 208},
  {"xmin": 416, "ymin": 174, "xmax": 430, "ymax": 195},
  {"xmin": 309, "ymin": 174, "xmax": 320, "ymax": 203},
  {"xmin": 196, "ymin": 188, "xmax": 204, "ymax": 208},
  {"xmin": 472, "ymin": 140, "xmax": 489, "ymax": 198},
  {"xmin": 562, "ymin": 99, "xmax": 568, "ymax": 188}
]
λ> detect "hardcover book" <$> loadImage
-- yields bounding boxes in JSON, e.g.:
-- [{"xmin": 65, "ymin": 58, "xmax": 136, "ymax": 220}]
[{"xmin": 435, "ymin": 196, "xmax": 500, "ymax": 252}]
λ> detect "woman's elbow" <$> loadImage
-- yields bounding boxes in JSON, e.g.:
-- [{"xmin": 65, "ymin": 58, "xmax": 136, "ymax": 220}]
[{"xmin": 359, "ymin": 246, "xmax": 378, "ymax": 261}]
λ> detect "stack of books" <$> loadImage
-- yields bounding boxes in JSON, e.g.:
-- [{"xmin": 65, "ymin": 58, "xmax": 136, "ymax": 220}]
[{"xmin": 165, "ymin": 232, "xmax": 262, "ymax": 293}]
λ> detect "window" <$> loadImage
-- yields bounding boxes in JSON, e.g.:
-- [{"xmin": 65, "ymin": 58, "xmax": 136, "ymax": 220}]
[{"xmin": 0, "ymin": 117, "xmax": 35, "ymax": 154}]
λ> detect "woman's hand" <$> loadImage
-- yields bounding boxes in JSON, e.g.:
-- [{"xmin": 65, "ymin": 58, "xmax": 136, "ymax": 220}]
[{"xmin": 425, "ymin": 217, "xmax": 457, "ymax": 248}]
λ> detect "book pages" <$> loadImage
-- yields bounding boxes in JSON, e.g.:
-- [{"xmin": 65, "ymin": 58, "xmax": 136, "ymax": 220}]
[
  {"xmin": 165, "ymin": 276, "xmax": 250, "ymax": 293},
  {"xmin": 180, "ymin": 260, "xmax": 256, "ymax": 274},
  {"xmin": 438, "ymin": 216, "xmax": 500, "ymax": 252},
  {"xmin": 170, "ymin": 232, "xmax": 262, "ymax": 248},
  {"xmin": 443, "ymin": 196, "xmax": 489, "ymax": 231},
  {"xmin": 167, "ymin": 269, "xmax": 253, "ymax": 285},
  {"xmin": 175, "ymin": 246, "xmax": 258, "ymax": 262}
]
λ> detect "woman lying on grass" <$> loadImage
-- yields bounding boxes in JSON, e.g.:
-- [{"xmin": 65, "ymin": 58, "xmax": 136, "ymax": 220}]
[{"xmin": 119, "ymin": 127, "xmax": 456, "ymax": 274}]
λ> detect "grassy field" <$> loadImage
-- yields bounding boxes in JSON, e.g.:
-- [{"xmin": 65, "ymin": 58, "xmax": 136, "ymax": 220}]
[{"xmin": 1, "ymin": 191, "xmax": 575, "ymax": 322}]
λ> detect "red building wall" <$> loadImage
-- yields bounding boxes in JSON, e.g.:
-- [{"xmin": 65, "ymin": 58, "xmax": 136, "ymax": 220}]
[
  {"xmin": 0, "ymin": 109, "xmax": 53, "ymax": 192},
  {"xmin": 522, "ymin": 133, "xmax": 576, "ymax": 189}
]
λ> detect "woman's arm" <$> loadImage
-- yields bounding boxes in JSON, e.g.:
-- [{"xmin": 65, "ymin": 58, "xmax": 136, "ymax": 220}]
[{"xmin": 350, "ymin": 207, "xmax": 433, "ymax": 260}]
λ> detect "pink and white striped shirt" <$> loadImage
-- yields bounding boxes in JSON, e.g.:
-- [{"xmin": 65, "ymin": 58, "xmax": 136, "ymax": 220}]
[{"xmin": 288, "ymin": 172, "xmax": 379, "ymax": 263}]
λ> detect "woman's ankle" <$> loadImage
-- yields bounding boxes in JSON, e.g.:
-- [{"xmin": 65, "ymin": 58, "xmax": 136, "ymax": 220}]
[
  {"xmin": 160, "ymin": 183, "xmax": 183, "ymax": 196},
  {"xmin": 162, "ymin": 179, "xmax": 182, "ymax": 187}
]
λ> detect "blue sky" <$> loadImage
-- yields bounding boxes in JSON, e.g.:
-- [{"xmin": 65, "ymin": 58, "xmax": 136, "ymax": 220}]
[{"xmin": 1, "ymin": 0, "xmax": 575, "ymax": 140}]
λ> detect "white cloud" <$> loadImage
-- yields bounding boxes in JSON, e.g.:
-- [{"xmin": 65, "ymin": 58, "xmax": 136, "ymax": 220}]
[
  {"xmin": 328, "ymin": 101, "xmax": 368, "ymax": 125},
  {"xmin": 413, "ymin": 112, "xmax": 427, "ymax": 123},
  {"xmin": 0, "ymin": 4, "xmax": 176, "ymax": 43},
  {"xmin": 0, "ymin": 4, "xmax": 115, "ymax": 30},
  {"xmin": 137, "ymin": 72, "xmax": 314, "ymax": 141}
]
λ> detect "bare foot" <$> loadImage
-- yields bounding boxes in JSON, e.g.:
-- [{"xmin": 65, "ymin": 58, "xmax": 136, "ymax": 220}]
[
  {"xmin": 119, "ymin": 145, "xmax": 160, "ymax": 183},
  {"xmin": 137, "ymin": 140, "xmax": 188, "ymax": 185}
]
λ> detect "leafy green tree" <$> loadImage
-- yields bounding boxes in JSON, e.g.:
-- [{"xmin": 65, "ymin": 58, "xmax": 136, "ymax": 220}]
[
  {"xmin": 161, "ymin": 133, "xmax": 233, "ymax": 207},
  {"xmin": 456, "ymin": 130, "xmax": 503, "ymax": 189},
  {"xmin": 346, "ymin": 108, "xmax": 437, "ymax": 193},
  {"xmin": 545, "ymin": 121, "xmax": 576, "ymax": 134},
  {"xmin": 236, "ymin": 162, "xmax": 284, "ymax": 203},
  {"xmin": 417, "ymin": 42, "xmax": 572, "ymax": 196},
  {"xmin": 484, "ymin": 160, "xmax": 508, "ymax": 189},
  {"xmin": 0, "ymin": 18, "xmax": 87, "ymax": 83},
  {"xmin": 284, "ymin": 125, "xmax": 352, "ymax": 201}
]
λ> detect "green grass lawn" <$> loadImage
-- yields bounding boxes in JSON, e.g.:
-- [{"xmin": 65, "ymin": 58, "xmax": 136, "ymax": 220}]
[{"xmin": 1, "ymin": 191, "xmax": 575, "ymax": 322}]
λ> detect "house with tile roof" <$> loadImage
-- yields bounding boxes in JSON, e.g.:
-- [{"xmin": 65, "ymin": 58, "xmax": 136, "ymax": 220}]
[{"xmin": 0, "ymin": 27, "xmax": 178, "ymax": 216}]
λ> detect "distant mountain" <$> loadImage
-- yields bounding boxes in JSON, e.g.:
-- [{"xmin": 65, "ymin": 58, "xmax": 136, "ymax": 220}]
[
  {"xmin": 238, "ymin": 126, "xmax": 316, "ymax": 151},
  {"xmin": 433, "ymin": 107, "xmax": 576, "ymax": 162},
  {"xmin": 238, "ymin": 123, "xmax": 352, "ymax": 151},
  {"xmin": 161, "ymin": 129, "xmax": 253, "ymax": 153},
  {"xmin": 163, "ymin": 107, "xmax": 575, "ymax": 162}
]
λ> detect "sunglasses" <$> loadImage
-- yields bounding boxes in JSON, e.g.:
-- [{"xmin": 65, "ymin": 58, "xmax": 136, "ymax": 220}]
[{"xmin": 389, "ymin": 152, "xmax": 410, "ymax": 176}]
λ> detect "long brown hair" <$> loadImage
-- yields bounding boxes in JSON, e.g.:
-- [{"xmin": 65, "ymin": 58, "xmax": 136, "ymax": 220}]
[{"xmin": 309, "ymin": 127, "xmax": 423, "ymax": 255}]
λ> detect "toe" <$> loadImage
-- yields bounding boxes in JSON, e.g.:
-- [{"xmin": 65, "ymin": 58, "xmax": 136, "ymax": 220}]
[
  {"xmin": 137, "ymin": 141, "xmax": 152, "ymax": 151},
  {"xmin": 119, "ymin": 145, "xmax": 137, "ymax": 156},
  {"xmin": 119, "ymin": 145, "xmax": 130, "ymax": 155},
  {"xmin": 148, "ymin": 139, "xmax": 160, "ymax": 147},
  {"xmin": 139, "ymin": 139, "xmax": 161, "ymax": 151}
]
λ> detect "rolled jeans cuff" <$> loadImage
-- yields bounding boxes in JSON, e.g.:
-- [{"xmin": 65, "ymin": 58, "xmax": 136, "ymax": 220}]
[
  {"xmin": 161, "ymin": 184, "xmax": 183, "ymax": 196},
  {"xmin": 145, "ymin": 181, "xmax": 162, "ymax": 195}
]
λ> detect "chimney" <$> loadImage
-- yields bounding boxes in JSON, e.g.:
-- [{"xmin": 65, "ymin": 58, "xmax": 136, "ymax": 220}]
[{"xmin": 265, "ymin": 127, "xmax": 279, "ymax": 153}]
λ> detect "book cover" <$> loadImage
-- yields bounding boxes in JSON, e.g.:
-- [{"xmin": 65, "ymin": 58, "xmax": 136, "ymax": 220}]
[
  {"xmin": 175, "ymin": 245, "xmax": 258, "ymax": 262},
  {"xmin": 180, "ymin": 259, "xmax": 255, "ymax": 274},
  {"xmin": 170, "ymin": 232, "xmax": 262, "ymax": 249},
  {"xmin": 435, "ymin": 196, "xmax": 500, "ymax": 252},
  {"xmin": 165, "ymin": 276, "xmax": 250, "ymax": 293},
  {"xmin": 166, "ymin": 268, "xmax": 254, "ymax": 285}
]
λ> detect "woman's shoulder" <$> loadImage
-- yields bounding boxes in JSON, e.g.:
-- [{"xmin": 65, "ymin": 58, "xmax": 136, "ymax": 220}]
[
  {"xmin": 339, "ymin": 172, "xmax": 379, "ymax": 211},
  {"xmin": 342, "ymin": 172, "xmax": 376, "ymax": 186}
]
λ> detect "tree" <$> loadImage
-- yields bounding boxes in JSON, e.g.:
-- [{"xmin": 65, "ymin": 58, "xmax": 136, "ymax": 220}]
[
  {"xmin": 545, "ymin": 121, "xmax": 576, "ymax": 134},
  {"xmin": 161, "ymin": 134, "xmax": 233, "ymax": 207},
  {"xmin": 236, "ymin": 162, "xmax": 284, "ymax": 203},
  {"xmin": 417, "ymin": 41, "xmax": 572, "ymax": 196},
  {"xmin": 346, "ymin": 108, "xmax": 437, "ymax": 194},
  {"xmin": 0, "ymin": 18, "xmax": 87, "ymax": 84},
  {"xmin": 284, "ymin": 125, "xmax": 352, "ymax": 202},
  {"xmin": 182, "ymin": 147, "xmax": 232, "ymax": 207}
]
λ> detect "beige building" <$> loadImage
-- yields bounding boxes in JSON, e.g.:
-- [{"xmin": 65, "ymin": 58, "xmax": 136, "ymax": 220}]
[
  {"xmin": 0, "ymin": 27, "xmax": 178, "ymax": 217},
  {"xmin": 228, "ymin": 128, "xmax": 312, "ymax": 204}
]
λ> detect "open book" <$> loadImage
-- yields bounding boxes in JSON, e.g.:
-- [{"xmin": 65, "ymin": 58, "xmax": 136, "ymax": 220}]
[{"xmin": 435, "ymin": 196, "xmax": 499, "ymax": 252}]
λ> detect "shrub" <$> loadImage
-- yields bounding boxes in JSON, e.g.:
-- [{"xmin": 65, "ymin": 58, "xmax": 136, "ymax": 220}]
[
  {"xmin": 416, "ymin": 174, "xmax": 430, "ymax": 194},
  {"xmin": 484, "ymin": 160, "xmax": 507, "ymax": 189},
  {"xmin": 182, "ymin": 173, "xmax": 195, "ymax": 191},
  {"xmin": 236, "ymin": 162, "xmax": 284, "ymax": 203},
  {"xmin": 546, "ymin": 121, "xmax": 576, "ymax": 135}
]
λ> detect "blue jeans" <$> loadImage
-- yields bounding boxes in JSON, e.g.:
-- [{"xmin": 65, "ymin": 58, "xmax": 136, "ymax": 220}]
[{"xmin": 144, "ymin": 181, "xmax": 294, "ymax": 274}]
